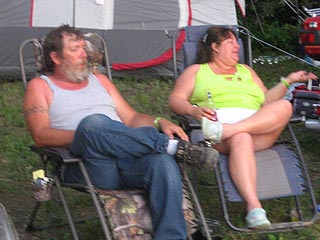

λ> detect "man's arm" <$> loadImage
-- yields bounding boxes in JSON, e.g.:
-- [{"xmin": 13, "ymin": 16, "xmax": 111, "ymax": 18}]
[
  {"xmin": 95, "ymin": 73, "xmax": 156, "ymax": 127},
  {"xmin": 23, "ymin": 78, "xmax": 75, "ymax": 147},
  {"xmin": 95, "ymin": 73, "xmax": 189, "ymax": 140}
]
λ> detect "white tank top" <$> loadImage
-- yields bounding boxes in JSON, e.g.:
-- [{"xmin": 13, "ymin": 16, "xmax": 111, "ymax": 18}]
[{"xmin": 41, "ymin": 73, "xmax": 121, "ymax": 130}]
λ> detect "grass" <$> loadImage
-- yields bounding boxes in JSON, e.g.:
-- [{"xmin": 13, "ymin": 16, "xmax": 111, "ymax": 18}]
[{"xmin": 0, "ymin": 58, "xmax": 320, "ymax": 239}]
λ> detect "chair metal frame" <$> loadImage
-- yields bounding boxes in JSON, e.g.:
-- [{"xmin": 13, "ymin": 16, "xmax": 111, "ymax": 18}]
[
  {"xmin": 216, "ymin": 123, "xmax": 318, "ymax": 233},
  {"xmin": 175, "ymin": 114, "xmax": 318, "ymax": 233},
  {"xmin": 26, "ymin": 147, "xmax": 113, "ymax": 240},
  {"xmin": 19, "ymin": 32, "xmax": 213, "ymax": 239},
  {"xmin": 171, "ymin": 24, "xmax": 318, "ymax": 233},
  {"xmin": 0, "ymin": 203, "xmax": 20, "ymax": 240}
]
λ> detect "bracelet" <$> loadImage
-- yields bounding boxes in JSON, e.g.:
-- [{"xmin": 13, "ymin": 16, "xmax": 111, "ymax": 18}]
[
  {"xmin": 153, "ymin": 117, "xmax": 163, "ymax": 130},
  {"xmin": 280, "ymin": 77, "xmax": 290, "ymax": 88}
]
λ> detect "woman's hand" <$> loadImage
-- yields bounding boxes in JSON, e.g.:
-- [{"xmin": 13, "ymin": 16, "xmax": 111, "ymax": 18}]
[
  {"xmin": 190, "ymin": 106, "xmax": 217, "ymax": 121},
  {"xmin": 285, "ymin": 71, "xmax": 317, "ymax": 84}
]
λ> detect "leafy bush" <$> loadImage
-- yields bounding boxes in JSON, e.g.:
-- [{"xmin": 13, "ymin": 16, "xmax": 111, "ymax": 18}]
[
  {"xmin": 251, "ymin": 22, "xmax": 299, "ymax": 54},
  {"xmin": 241, "ymin": 0, "xmax": 319, "ymax": 55}
]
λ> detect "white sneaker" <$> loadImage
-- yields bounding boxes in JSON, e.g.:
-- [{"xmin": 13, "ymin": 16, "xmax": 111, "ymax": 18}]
[
  {"xmin": 246, "ymin": 208, "xmax": 272, "ymax": 230},
  {"xmin": 201, "ymin": 117, "xmax": 223, "ymax": 144}
]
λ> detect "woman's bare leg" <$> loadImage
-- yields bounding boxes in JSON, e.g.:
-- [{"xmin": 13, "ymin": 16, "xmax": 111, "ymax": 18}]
[
  {"xmin": 216, "ymin": 133, "xmax": 261, "ymax": 212},
  {"xmin": 214, "ymin": 99, "xmax": 293, "ymax": 212},
  {"xmin": 221, "ymin": 100, "xmax": 292, "ymax": 143}
]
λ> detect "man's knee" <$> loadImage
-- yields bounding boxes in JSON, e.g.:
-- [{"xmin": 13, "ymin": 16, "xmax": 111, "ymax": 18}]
[
  {"xmin": 150, "ymin": 154, "xmax": 182, "ymax": 182},
  {"xmin": 71, "ymin": 114, "xmax": 111, "ymax": 151},
  {"xmin": 77, "ymin": 114, "xmax": 111, "ymax": 130}
]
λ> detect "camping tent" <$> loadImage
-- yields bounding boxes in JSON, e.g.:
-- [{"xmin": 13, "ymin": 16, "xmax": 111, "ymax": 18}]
[{"xmin": 0, "ymin": 0, "xmax": 245, "ymax": 79}]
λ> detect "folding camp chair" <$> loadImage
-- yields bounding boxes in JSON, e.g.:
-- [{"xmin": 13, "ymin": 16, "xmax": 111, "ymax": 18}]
[
  {"xmin": 0, "ymin": 203, "xmax": 20, "ymax": 240},
  {"xmin": 171, "ymin": 25, "xmax": 318, "ymax": 233},
  {"xmin": 19, "ymin": 32, "xmax": 213, "ymax": 239}
]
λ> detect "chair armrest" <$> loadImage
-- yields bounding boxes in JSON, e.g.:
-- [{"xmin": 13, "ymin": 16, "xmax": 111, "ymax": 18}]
[
  {"xmin": 30, "ymin": 145, "xmax": 81, "ymax": 164},
  {"xmin": 172, "ymin": 115, "xmax": 201, "ymax": 133}
]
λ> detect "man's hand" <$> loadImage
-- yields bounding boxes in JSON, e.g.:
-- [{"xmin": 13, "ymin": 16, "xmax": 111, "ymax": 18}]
[{"xmin": 158, "ymin": 118, "xmax": 189, "ymax": 141}]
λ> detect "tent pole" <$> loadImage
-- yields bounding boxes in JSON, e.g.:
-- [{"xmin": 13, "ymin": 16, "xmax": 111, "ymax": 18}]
[{"xmin": 73, "ymin": 0, "xmax": 76, "ymax": 27}]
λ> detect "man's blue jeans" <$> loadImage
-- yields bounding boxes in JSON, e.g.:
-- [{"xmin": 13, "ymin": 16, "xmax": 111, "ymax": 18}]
[{"xmin": 65, "ymin": 114, "xmax": 187, "ymax": 240}]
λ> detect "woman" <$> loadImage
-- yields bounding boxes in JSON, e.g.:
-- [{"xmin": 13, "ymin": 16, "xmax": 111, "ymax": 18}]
[{"xmin": 168, "ymin": 26, "xmax": 317, "ymax": 229}]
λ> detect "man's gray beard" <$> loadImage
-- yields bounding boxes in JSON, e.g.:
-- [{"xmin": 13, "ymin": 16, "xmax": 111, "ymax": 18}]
[{"xmin": 63, "ymin": 67, "xmax": 90, "ymax": 83}]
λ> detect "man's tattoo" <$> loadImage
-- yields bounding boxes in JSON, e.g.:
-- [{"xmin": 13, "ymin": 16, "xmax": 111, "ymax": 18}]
[{"xmin": 24, "ymin": 105, "xmax": 48, "ymax": 117}]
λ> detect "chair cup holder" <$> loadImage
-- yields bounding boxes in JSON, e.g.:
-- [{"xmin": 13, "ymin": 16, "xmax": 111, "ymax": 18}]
[{"xmin": 32, "ymin": 177, "xmax": 53, "ymax": 202}]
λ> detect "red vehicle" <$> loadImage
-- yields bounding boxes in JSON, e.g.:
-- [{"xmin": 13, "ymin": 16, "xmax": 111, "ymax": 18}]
[
  {"xmin": 292, "ymin": 80, "xmax": 320, "ymax": 132},
  {"xmin": 299, "ymin": 8, "xmax": 320, "ymax": 59}
]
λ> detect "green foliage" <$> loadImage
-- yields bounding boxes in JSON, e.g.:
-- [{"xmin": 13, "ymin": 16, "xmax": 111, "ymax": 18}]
[
  {"xmin": 113, "ymin": 77, "xmax": 174, "ymax": 119},
  {"xmin": 0, "ymin": 81, "xmax": 38, "ymax": 182},
  {"xmin": 241, "ymin": 0, "xmax": 320, "ymax": 55},
  {"xmin": 250, "ymin": 22, "xmax": 299, "ymax": 54}
]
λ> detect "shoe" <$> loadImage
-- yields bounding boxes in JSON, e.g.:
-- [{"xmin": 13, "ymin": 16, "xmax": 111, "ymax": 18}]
[
  {"xmin": 175, "ymin": 140, "xmax": 219, "ymax": 171},
  {"xmin": 246, "ymin": 208, "xmax": 271, "ymax": 230},
  {"xmin": 201, "ymin": 117, "xmax": 223, "ymax": 144}
]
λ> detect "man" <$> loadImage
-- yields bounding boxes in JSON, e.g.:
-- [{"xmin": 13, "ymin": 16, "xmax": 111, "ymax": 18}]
[{"xmin": 23, "ymin": 24, "xmax": 218, "ymax": 239}]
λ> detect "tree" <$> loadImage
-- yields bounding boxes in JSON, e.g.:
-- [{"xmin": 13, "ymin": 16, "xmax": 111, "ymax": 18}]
[{"xmin": 238, "ymin": 0, "xmax": 320, "ymax": 54}]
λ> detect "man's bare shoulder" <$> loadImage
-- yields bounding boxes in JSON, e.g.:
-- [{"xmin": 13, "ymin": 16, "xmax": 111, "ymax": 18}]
[
  {"xmin": 94, "ymin": 72, "xmax": 110, "ymax": 81},
  {"xmin": 25, "ymin": 77, "xmax": 54, "ymax": 100},
  {"xmin": 23, "ymin": 77, "xmax": 51, "ymax": 117},
  {"xmin": 24, "ymin": 76, "xmax": 52, "ymax": 105},
  {"xmin": 94, "ymin": 72, "xmax": 116, "ymax": 89},
  {"xmin": 26, "ymin": 76, "xmax": 49, "ymax": 91}
]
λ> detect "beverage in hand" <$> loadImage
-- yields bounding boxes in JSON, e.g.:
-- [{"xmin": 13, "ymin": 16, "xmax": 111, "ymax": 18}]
[
  {"xmin": 202, "ymin": 90, "xmax": 222, "ymax": 144},
  {"xmin": 205, "ymin": 91, "xmax": 218, "ymax": 121}
]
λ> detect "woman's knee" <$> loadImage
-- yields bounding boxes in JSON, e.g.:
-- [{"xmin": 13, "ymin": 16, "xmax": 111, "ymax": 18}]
[
  {"xmin": 216, "ymin": 132, "xmax": 253, "ymax": 153},
  {"xmin": 229, "ymin": 132, "xmax": 253, "ymax": 145},
  {"xmin": 280, "ymin": 99, "xmax": 293, "ymax": 112},
  {"xmin": 274, "ymin": 100, "xmax": 293, "ymax": 118}
]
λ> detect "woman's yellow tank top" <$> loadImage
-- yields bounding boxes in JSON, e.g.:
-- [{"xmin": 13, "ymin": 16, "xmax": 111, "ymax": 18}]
[{"xmin": 190, "ymin": 63, "xmax": 265, "ymax": 110}]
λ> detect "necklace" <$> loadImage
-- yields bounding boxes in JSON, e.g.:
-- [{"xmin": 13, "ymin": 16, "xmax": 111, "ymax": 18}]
[
  {"xmin": 224, "ymin": 72, "xmax": 242, "ymax": 82},
  {"xmin": 209, "ymin": 63, "xmax": 241, "ymax": 81}
]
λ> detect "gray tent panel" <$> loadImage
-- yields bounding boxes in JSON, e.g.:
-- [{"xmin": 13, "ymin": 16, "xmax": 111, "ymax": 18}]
[
  {"xmin": 104, "ymin": 30, "xmax": 173, "ymax": 63},
  {"xmin": 114, "ymin": 0, "xmax": 180, "ymax": 29},
  {"xmin": 0, "ymin": 1, "xmax": 30, "ymax": 26}
]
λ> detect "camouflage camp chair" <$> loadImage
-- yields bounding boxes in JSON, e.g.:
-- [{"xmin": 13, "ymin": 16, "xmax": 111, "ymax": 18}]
[{"xmin": 19, "ymin": 32, "xmax": 212, "ymax": 240}]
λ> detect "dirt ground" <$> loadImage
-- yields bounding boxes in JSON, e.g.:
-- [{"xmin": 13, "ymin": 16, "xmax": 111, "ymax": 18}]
[
  {"xmin": 1, "ymin": 181, "xmax": 49, "ymax": 240},
  {"xmin": 0, "ymin": 180, "xmax": 88, "ymax": 240}
]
